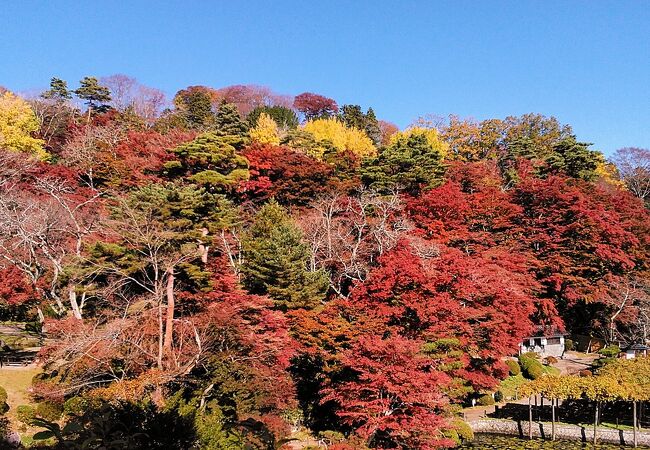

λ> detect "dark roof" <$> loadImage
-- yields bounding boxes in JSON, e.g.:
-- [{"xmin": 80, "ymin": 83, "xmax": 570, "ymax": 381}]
[
  {"xmin": 627, "ymin": 344, "xmax": 650, "ymax": 351},
  {"xmin": 523, "ymin": 325, "xmax": 567, "ymax": 339}
]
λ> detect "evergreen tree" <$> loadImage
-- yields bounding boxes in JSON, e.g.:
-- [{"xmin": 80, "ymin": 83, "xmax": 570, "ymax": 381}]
[
  {"xmin": 215, "ymin": 101, "xmax": 248, "ymax": 136},
  {"xmin": 164, "ymin": 132, "xmax": 249, "ymax": 192},
  {"xmin": 175, "ymin": 88, "xmax": 214, "ymax": 129},
  {"xmin": 361, "ymin": 132, "xmax": 446, "ymax": 194},
  {"xmin": 74, "ymin": 76, "xmax": 111, "ymax": 113},
  {"xmin": 340, "ymin": 104, "xmax": 366, "ymax": 130},
  {"xmin": 242, "ymin": 201, "xmax": 328, "ymax": 310},
  {"xmin": 545, "ymin": 136, "xmax": 602, "ymax": 181},
  {"xmin": 41, "ymin": 77, "xmax": 72, "ymax": 101},
  {"xmin": 365, "ymin": 107, "xmax": 381, "ymax": 146},
  {"xmin": 247, "ymin": 105, "xmax": 299, "ymax": 130}
]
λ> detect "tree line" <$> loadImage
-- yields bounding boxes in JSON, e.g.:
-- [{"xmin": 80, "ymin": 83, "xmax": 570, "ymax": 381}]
[{"xmin": 0, "ymin": 75, "xmax": 648, "ymax": 449}]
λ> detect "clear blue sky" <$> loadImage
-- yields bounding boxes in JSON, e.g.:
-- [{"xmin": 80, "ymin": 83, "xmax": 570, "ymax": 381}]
[{"xmin": 1, "ymin": 1, "xmax": 648, "ymax": 154}]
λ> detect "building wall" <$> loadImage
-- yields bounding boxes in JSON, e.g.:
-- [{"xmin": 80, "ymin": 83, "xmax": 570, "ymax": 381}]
[{"xmin": 520, "ymin": 338, "xmax": 565, "ymax": 357}]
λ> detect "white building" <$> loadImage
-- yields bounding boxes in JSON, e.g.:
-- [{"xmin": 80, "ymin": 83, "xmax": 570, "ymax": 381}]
[
  {"xmin": 624, "ymin": 343, "xmax": 649, "ymax": 359},
  {"xmin": 519, "ymin": 326, "xmax": 566, "ymax": 357}
]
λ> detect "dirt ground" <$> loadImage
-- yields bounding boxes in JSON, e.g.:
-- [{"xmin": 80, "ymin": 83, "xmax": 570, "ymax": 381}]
[{"xmin": 554, "ymin": 351, "xmax": 601, "ymax": 375}]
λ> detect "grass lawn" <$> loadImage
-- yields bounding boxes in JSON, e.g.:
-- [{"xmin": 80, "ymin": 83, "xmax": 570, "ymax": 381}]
[
  {"xmin": 500, "ymin": 374, "xmax": 526, "ymax": 400},
  {"xmin": 543, "ymin": 365, "xmax": 561, "ymax": 375},
  {"xmin": 499, "ymin": 365, "xmax": 561, "ymax": 400},
  {"xmin": 0, "ymin": 365, "xmax": 41, "ymax": 443}
]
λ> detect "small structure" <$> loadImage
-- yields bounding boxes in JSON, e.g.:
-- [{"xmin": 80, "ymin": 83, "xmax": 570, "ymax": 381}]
[
  {"xmin": 519, "ymin": 326, "xmax": 566, "ymax": 357},
  {"xmin": 624, "ymin": 343, "xmax": 649, "ymax": 359}
]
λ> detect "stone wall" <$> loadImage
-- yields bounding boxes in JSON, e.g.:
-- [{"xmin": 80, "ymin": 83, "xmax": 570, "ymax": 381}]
[{"xmin": 469, "ymin": 419, "xmax": 650, "ymax": 446}]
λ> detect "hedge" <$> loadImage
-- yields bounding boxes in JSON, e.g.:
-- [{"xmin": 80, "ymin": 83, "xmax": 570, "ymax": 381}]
[
  {"xmin": 505, "ymin": 359, "xmax": 521, "ymax": 376},
  {"xmin": 519, "ymin": 355, "xmax": 544, "ymax": 380}
]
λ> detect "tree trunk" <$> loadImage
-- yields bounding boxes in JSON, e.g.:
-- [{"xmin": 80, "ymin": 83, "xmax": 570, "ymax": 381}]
[
  {"xmin": 593, "ymin": 401, "xmax": 599, "ymax": 445},
  {"xmin": 540, "ymin": 395, "xmax": 544, "ymax": 422},
  {"xmin": 552, "ymin": 398, "xmax": 556, "ymax": 441},
  {"xmin": 199, "ymin": 228, "xmax": 209, "ymax": 264},
  {"xmin": 529, "ymin": 396, "xmax": 533, "ymax": 440},
  {"xmin": 163, "ymin": 268, "xmax": 175, "ymax": 357},
  {"xmin": 37, "ymin": 307, "xmax": 45, "ymax": 323},
  {"xmin": 634, "ymin": 400, "xmax": 638, "ymax": 448},
  {"xmin": 157, "ymin": 303, "xmax": 163, "ymax": 370},
  {"xmin": 68, "ymin": 286, "xmax": 82, "ymax": 319}
]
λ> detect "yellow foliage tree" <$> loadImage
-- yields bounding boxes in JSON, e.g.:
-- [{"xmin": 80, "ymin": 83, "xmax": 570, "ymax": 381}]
[
  {"xmin": 389, "ymin": 126, "xmax": 449, "ymax": 159},
  {"xmin": 0, "ymin": 91, "xmax": 48, "ymax": 160},
  {"xmin": 249, "ymin": 112, "xmax": 280, "ymax": 146},
  {"xmin": 303, "ymin": 118, "xmax": 376, "ymax": 159},
  {"xmin": 594, "ymin": 160, "xmax": 626, "ymax": 189}
]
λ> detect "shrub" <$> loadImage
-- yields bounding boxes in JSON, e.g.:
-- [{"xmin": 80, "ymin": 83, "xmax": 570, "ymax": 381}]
[
  {"xmin": 579, "ymin": 369, "xmax": 593, "ymax": 377},
  {"xmin": 0, "ymin": 417, "xmax": 8, "ymax": 440},
  {"xmin": 445, "ymin": 419, "xmax": 474, "ymax": 445},
  {"xmin": 494, "ymin": 391, "xmax": 504, "ymax": 403},
  {"xmin": 598, "ymin": 345, "xmax": 621, "ymax": 358},
  {"xmin": 477, "ymin": 394, "xmax": 495, "ymax": 406},
  {"xmin": 505, "ymin": 359, "xmax": 521, "ymax": 376},
  {"xmin": 453, "ymin": 419, "xmax": 474, "ymax": 442},
  {"xmin": 64, "ymin": 396, "xmax": 90, "ymax": 416},
  {"xmin": 0, "ymin": 390, "xmax": 7, "ymax": 415},
  {"xmin": 36, "ymin": 401, "xmax": 63, "ymax": 422},
  {"xmin": 565, "ymin": 338, "xmax": 575, "ymax": 351},
  {"xmin": 519, "ymin": 355, "xmax": 544, "ymax": 380},
  {"xmin": 318, "ymin": 430, "xmax": 346, "ymax": 444},
  {"xmin": 545, "ymin": 356, "xmax": 558, "ymax": 365},
  {"xmin": 521, "ymin": 351, "xmax": 539, "ymax": 360},
  {"xmin": 16, "ymin": 405, "xmax": 35, "ymax": 425},
  {"xmin": 25, "ymin": 321, "xmax": 42, "ymax": 334}
]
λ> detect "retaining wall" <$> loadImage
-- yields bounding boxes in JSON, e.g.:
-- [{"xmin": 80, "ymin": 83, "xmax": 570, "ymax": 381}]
[{"xmin": 469, "ymin": 419, "xmax": 650, "ymax": 447}]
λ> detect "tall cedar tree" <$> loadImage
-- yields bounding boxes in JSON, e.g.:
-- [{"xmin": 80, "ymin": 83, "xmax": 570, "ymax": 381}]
[
  {"xmin": 242, "ymin": 201, "xmax": 328, "ymax": 310},
  {"xmin": 215, "ymin": 101, "xmax": 248, "ymax": 136}
]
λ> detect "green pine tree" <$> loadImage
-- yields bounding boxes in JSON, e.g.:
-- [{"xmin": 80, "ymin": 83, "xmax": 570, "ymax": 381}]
[
  {"xmin": 247, "ymin": 105, "xmax": 299, "ymax": 130},
  {"xmin": 164, "ymin": 132, "xmax": 249, "ymax": 192},
  {"xmin": 179, "ymin": 89, "xmax": 214, "ymax": 129},
  {"xmin": 215, "ymin": 101, "xmax": 248, "ymax": 136},
  {"xmin": 365, "ymin": 107, "xmax": 381, "ymax": 146},
  {"xmin": 545, "ymin": 136, "xmax": 601, "ymax": 181},
  {"xmin": 74, "ymin": 76, "xmax": 111, "ymax": 115},
  {"xmin": 41, "ymin": 77, "xmax": 72, "ymax": 101},
  {"xmin": 242, "ymin": 201, "xmax": 328, "ymax": 310},
  {"xmin": 361, "ymin": 132, "xmax": 446, "ymax": 194},
  {"xmin": 340, "ymin": 104, "xmax": 366, "ymax": 130}
]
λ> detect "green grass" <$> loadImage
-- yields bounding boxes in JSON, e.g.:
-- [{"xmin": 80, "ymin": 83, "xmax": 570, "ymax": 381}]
[
  {"xmin": 0, "ymin": 366, "xmax": 41, "ymax": 432},
  {"xmin": 499, "ymin": 365, "xmax": 560, "ymax": 400},
  {"xmin": 500, "ymin": 374, "xmax": 527, "ymax": 400},
  {"xmin": 542, "ymin": 365, "xmax": 560, "ymax": 376},
  {"xmin": 0, "ymin": 335, "xmax": 41, "ymax": 350}
]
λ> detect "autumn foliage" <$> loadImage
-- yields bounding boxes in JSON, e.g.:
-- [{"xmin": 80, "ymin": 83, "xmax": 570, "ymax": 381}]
[{"xmin": 0, "ymin": 78, "xmax": 647, "ymax": 449}]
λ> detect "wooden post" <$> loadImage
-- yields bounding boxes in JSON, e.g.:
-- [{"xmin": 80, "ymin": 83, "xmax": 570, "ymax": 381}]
[
  {"xmin": 633, "ymin": 400, "xmax": 638, "ymax": 448},
  {"xmin": 551, "ymin": 398, "xmax": 556, "ymax": 441},
  {"xmin": 529, "ymin": 396, "xmax": 533, "ymax": 440},
  {"xmin": 593, "ymin": 401, "xmax": 599, "ymax": 445}
]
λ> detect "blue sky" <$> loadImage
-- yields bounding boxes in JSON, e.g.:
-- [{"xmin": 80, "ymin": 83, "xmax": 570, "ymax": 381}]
[{"xmin": 1, "ymin": 1, "xmax": 648, "ymax": 155}]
